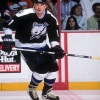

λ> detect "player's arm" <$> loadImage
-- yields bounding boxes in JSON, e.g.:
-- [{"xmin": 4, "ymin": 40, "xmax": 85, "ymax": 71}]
[
  {"xmin": 47, "ymin": 14, "xmax": 65, "ymax": 59},
  {"xmin": 2, "ymin": 16, "xmax": 17, "ymax": 52}
]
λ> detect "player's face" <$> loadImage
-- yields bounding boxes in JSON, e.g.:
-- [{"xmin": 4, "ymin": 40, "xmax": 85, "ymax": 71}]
[{"xmin": 34, "ymin": 3, "xmax": 46, "ymax": 14}]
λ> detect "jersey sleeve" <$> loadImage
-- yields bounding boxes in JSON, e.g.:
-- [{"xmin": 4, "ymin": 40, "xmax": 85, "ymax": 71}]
[
  {"xmin": 3, "ymin": 15, "xmax": 17, "ymax": 30},
  {"xmin": 3, "ymin": 15, "xmax": 17, "ymax": 35},
  {"xmin": 47, "ymin": 12, "xmax": 60, "ymax": 47}
]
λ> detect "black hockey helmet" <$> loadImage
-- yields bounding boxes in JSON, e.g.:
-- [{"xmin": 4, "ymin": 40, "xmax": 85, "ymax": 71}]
[{"xmin": 33, "ymin": 0, "xmax": 46, "ymax": 4}]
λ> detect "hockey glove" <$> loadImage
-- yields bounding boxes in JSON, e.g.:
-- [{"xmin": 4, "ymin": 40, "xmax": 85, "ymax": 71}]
[
  {"xmin": 51, "ymin": 45, "xmax": 65, "ymax": 59},
  {"xmin": 2, "ymin": 35, "xmax": 13, "ymax": 53}
]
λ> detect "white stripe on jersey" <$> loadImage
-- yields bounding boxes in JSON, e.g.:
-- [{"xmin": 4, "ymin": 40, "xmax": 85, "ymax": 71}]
[
  {"xmin": 15, "ymin": 39, "xmax": 47, "ymax": 49},
  {"xmin": 16, "ymin": 8, "xmax": 35, "ymax": 17},
  {"xmin": 8, "ymin": 19, "xmax": 14, "ymax": 25},
  {"xmin": 51, "ymin": 41, "xmax": 59, "ymax": 47}
]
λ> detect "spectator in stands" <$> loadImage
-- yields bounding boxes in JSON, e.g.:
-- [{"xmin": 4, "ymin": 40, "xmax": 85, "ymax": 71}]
[
  {"xmin": 80, "ymin": 0, "xmax": 100, "ymax": 19},
  {"xmin": 26, "ymin": 0, "xmax": 33, "ymax": 8},
  {"xmin": 65, "ymin": 16, "xmax": 82, "ymax": 30},
  {"xmin": 51, "ymin": 0, "xmax": 58, "ymax": 18},
  {"xmin": 7, "ymin": 0, "xmax": 28, "ymax": 16},
  {"xmin": 62, "ymin": 4, "xmax": 87, "ymax": 30},
  {"xmin": 0, "ymin": 0, "xmax": 11, "ymax": 20},
  {"xmin": 46, "ymin": 0, "xmax": 57, "ymax": 17},
  {"xmin": 59, "ymin": 0, "xmax": 77, "ymax": 23},
  {"xmin": 0, "ymin": 0, "xmax": 11, "ymax": 30},
  {"xmin": 51, "ymin": 0, "xmax": 57, "ymax": 5},
  {"xmin": 21, "ymin": 5, "xmax": 28, "ymax": 10},
  {"xmin": 72, "ymin": 0, "xmax": 80, "ymax": 4},
  {"xmin": 87, "ymin": 3, "xmax": 100, "ymax": 30}
]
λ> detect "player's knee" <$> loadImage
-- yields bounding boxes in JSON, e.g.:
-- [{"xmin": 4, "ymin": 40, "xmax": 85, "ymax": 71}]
[
  {"xmin": 32, "ymin": 71, "xmax": 47, "ymax": 81},
  {"xmin": 44, "ymin": 71, "xmax": 57, "ymax": 86},
  {"xmin": 45, "ymin": 71, "xmax": 58, "ymax": 79}
]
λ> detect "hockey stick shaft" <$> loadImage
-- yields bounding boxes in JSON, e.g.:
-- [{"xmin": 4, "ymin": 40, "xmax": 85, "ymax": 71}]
[
  {"xmin": 12, "ymin": 48, "xmax": 100, "ymax": 60},
  {"xmin": 12, "ymin": 48, "xmax": 55, "ymax": 54},
  {"xmin": 66, "ymin": 54, "xmax": 91, "ymax": 59}
]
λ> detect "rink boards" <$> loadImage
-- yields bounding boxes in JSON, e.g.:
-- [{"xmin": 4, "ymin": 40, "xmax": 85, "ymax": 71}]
[{"xmin": 0, "ymin": 31, "xmax": 100, "ymax": 91}]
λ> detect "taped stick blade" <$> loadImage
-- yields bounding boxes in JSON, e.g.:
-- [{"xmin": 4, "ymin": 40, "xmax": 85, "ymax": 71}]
[{"xmin": 91, "ymin": 56, "xmax": 100, "ymax": 60}]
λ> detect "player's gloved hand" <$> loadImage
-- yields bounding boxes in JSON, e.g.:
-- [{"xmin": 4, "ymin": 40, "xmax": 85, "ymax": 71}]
[
  {"xmin": 51, "ymin": 45, "xmax": 65, "ymax": 59},
  {"xmin": 2, "ymin": 35, "xmax": 13, "ymax": 53}
]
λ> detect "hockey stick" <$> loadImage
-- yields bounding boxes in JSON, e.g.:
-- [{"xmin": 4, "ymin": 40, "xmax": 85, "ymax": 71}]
[
  {"xmin": 12, "ymin": 48, "xmax": 100, "ymax": 60},
  {"xmin": 66, "ymin": 54, "xmax": 100, "ymax": 60}
]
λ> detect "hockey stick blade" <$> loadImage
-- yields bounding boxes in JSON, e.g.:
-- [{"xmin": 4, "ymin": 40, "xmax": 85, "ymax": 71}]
[
  {"xmin": 66, "ymin": 54, "xmax": 100, "ymax": 60},
  {"xmin": 91, "ymin": 56, "xmax": 100, "ymax": 60}
]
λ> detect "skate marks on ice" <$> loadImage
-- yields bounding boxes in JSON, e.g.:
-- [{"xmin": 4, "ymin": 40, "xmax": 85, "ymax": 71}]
[{"xmin": 0, "ymin": 90, "xmax": 100, "ymax": 100}]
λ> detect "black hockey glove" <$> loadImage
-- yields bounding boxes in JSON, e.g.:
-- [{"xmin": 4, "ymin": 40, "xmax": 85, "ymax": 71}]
[
  {"xmin": 2, "ymin": 35, "xmax": 13, "ymax": 53},
  {"xmin": 51, "ymin": 45, "xmax": 65, "ymax": 59}
]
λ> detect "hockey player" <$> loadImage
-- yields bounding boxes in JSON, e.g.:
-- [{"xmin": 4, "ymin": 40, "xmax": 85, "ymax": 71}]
[{"xmin": 2, "ymin": 0, "xmax": 65, "ymax": 100}]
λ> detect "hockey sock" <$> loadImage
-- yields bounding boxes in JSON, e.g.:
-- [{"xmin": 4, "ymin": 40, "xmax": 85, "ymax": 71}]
[
  {"xmin": 42, "ymin": 71, "xmax": 57, "ymax": 95},
  {"xmin": 29, "ymin": 71, "xmax": 47, "ymax": 89},
  {"xmin": 42, "ymin": 82, "xmax": 54, "ymax": 95}
]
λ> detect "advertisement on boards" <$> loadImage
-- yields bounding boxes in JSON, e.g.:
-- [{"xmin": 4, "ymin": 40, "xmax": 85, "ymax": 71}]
[{"xmin": 0, "ymin": 42, "xmax": 21, "ymax": 73}]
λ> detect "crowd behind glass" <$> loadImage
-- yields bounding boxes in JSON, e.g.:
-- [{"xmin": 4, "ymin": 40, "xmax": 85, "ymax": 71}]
[{"xmin": 0, "ymin": 0, "xmax": 100, "ymax": 30}]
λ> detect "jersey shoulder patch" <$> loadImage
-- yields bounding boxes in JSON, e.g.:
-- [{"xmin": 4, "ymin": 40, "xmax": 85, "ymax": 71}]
[{"xmin": 16, "ymin": 8, "xmax": 35, "ymax": 17}]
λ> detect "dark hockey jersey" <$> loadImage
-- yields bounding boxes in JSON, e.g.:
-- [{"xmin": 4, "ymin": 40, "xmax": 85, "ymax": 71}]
[{"xmin": 3, "ymin": 8, "xmax": 60, "ymax": 49}]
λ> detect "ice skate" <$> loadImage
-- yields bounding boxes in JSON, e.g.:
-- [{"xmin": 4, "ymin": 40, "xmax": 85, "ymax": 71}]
[
  {"xmin": 42, "ymin": 93, "xmax": 60, "ymax": 100},
  {"xmin": 27, "ymin": 86, "xmax": 39, "ymax": 100}
]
